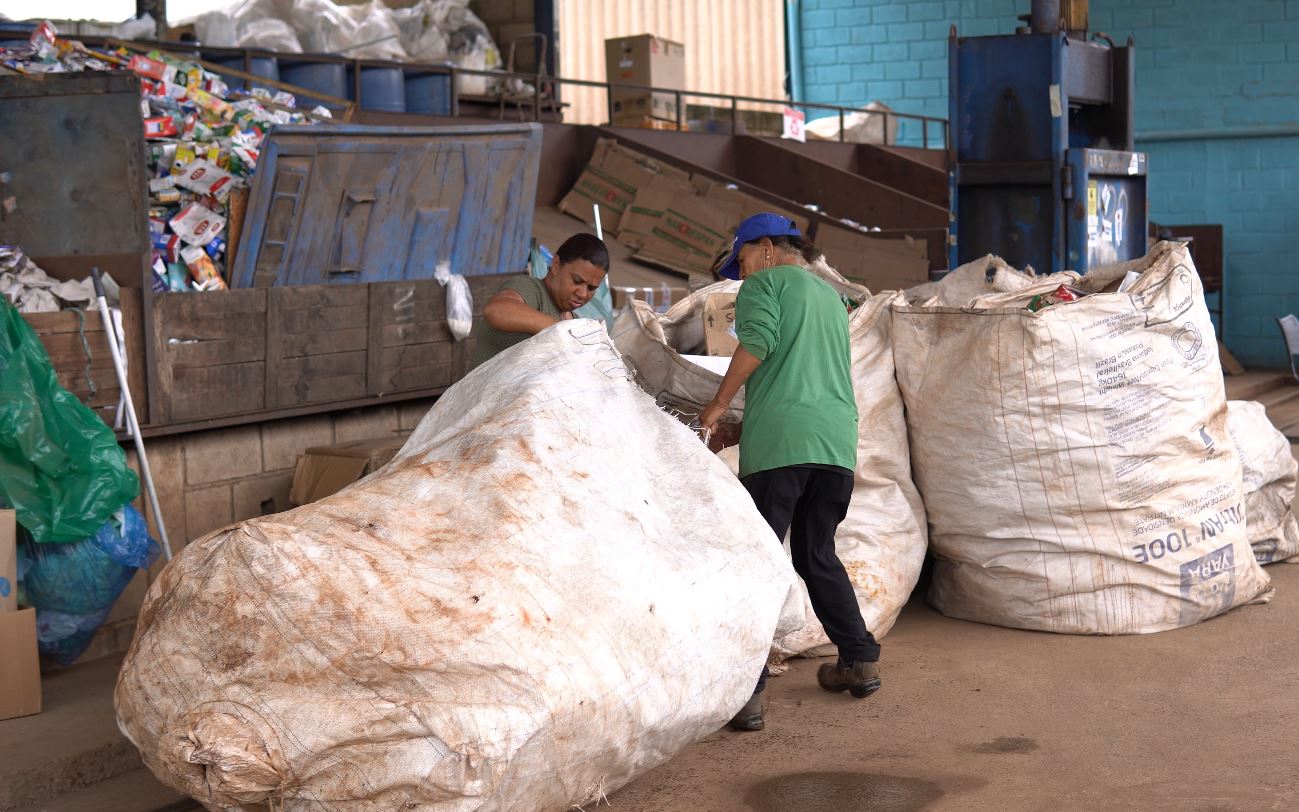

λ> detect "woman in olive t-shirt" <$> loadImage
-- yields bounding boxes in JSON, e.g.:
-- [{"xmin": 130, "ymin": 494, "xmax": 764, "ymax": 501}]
[{"xmin": 470, "ymin": 233, "xmax": 610, "ymax": 368}]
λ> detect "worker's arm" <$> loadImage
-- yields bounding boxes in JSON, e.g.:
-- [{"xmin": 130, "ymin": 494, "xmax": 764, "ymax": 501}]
[
  {"xmin": 483, "ymin": 288, "xmax": 561, "ymax": 335},
  {"xmin": 699, "ymin": 346, "xmax": 762, "ymax": 431},
  {"xmin": 700, "ymin": 276, "xmax": 779, "ymax": 432}
]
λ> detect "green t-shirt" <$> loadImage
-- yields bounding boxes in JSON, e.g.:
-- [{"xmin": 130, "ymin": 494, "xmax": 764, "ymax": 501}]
[
  {"xmin": 471, "ymin": 275, "xmax": 562, "ymax": 368},
  {"xmin": 735, "ymin": 265, "xmax": 858, "ymax": 478}
]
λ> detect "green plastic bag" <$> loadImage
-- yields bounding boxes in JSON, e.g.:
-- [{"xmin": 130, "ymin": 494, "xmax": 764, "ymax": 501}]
[{"xmin": 0, "ymin": 299, "xmax": 139, "ymax": 542}]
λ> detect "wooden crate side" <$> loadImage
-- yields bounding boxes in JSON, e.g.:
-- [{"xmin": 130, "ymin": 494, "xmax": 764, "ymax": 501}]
[
  {"xmin": 267, "ymin": 284, "xmax": 370, "ymax": 409},
  {"xmin": 154, "ymin": 289, "xmax": 268, "ymax": 423}
]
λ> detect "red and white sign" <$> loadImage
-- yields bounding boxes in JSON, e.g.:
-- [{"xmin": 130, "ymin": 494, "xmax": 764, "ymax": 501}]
[{"xmin": 782, "ymin": 107, "xmax": 806, "ymax": 143}]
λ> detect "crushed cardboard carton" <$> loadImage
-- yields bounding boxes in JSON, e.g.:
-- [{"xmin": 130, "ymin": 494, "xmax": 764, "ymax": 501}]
[
  {"xmin": 0, "ymin": 608, "xmax": 41, "ymax": 721},
  {"xmin": 703, "ymin": 292, "xmax": 738, "ymax": 356},
  {"xmin": 815, "ymin": 225, "xmax": 930, "ymax": 292},
  {"xmin": 558, "ymin": 139, "xmax": 688, "ymax": 233},
  {"xmin": 290, "ymin": 434, "xmax": 411, "ymax": 506}
]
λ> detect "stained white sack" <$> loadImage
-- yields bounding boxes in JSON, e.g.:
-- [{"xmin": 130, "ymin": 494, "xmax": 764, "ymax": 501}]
[
  {"xmin": 116, "ymin": 321, "xmax": 800, "ymax": 811},
  {"xmin": 903, "ymin": 253, "xmax": 1038, "ymax": 307},
  {"xmin": 1226, "ymin": 399, "xmax": 1299, "ymax": 564},
  {"xmin": 613, "ymin": 262, "xmax": 928, "ymax": 657},
  {"xmin": 892, "ymin": 241, "xmax": 1271, "ymax": 634}
]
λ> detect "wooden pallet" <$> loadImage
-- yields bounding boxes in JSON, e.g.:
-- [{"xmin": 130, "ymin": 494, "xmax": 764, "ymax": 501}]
[{"xmin": 1225, "ymin": 369, "xmax": 1299, "ymax": 439}]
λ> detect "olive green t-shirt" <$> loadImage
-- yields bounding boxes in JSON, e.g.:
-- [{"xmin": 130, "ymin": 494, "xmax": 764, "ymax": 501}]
[
  {"xmin": 735, "ymin": 265, "xmax": 858, "ymax": 478},
  {"xmin": 471, "ymin": 275, "xmax": 562, "ymax": 368}
]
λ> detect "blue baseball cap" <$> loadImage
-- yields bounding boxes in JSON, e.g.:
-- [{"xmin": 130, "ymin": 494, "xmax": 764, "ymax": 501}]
[{"xmin": 716, "ymin": 212, "xmax": 803, "ymax": 280}]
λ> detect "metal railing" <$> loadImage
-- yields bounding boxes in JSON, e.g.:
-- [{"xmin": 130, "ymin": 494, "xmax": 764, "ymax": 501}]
[{"xmin": 72, "ymin": 37, "xmax": 950, "ymax": 148}]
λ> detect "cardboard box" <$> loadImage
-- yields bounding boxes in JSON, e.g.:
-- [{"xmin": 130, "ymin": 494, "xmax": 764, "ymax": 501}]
[
  {"xmin": 636, "ymin": 194, "xmax": 744, "ymax": 278},
  {"xmin": 616, "ymin": 175, "xmax": 687, "ymax": 249},
  {"xmin": 815, "ymin": 225, "xmax": 931, "ymax": 292},
  {"xmin": 703, "ymin": 292, "xmax": 738, "ymax": 356},
  {"xmin": 696, "ymin": 179, "xmax": 813, "ymax": 236},
  {"xmin": 0, "ymin": 510, "xmax": 14, "ymax": 613},
  {"xmin": 290, "ymin": 434, "xmax": 411, "ymax": 507},
  {"xmin": 558, "ymin": 139, "xmax": 690, "ymax": 233},
  {"xmin": 605, "ymin": 35, "xmax": 686, "ymax": 124},
  {"xmin": 0, "ymin": 608, "xmax": 41, "ymax": 721}
]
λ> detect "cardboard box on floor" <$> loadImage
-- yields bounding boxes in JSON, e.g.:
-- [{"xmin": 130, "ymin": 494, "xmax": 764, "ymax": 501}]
[
  {"xmin": 605, "ymin": 34, "xmax": 686, "ymax": 124},
  {"xmin": 815, "ymin": 225, "xmax": 931, "ymax": 292},
  {"xmin": 290, "ymin": 434, "xmax": 411, "ymax": 507},
  {"xmin": 703, "ymin": 292, "xmax": 738, "ymax": 356},
  {"xmin": 1, "ymin": 509, "xmax": 15, "ymax": 613},
  {"xmin": 0, "ymin": 608, "xmax": 41, "ymax": 721}
]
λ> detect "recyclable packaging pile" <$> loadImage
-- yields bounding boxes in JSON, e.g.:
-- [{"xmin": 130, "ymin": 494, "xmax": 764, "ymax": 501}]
[{"xmin": 1, "ymin": 22, "xmax": 330, "ymax": 294}]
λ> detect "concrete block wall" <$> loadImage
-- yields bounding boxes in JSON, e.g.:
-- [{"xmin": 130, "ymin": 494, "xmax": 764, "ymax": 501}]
[
  {"xmin": 73, "ymin": 398, "xmax": 437, "ymax": 665},
  {"xmin": 799, "ymin": 0, "xmax": 1299, "ymax": 367}
]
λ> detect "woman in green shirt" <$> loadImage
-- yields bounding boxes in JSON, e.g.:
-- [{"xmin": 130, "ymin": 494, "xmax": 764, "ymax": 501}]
[
  {"xmin": 700, "ymin": 213, "xmax": 881, "ymax": 732},
  {"xmin": 471, "ymin": 233, "xmax": 610, "ymax": 368}
]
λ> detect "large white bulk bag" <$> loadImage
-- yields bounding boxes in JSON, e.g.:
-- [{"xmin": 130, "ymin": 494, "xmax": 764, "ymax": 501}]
[
  {"xmin": 892, "ymin": 241, "xmax": 1271, "ymax": 634},
  {"xmin": 616, "ymin": 262, "xmax": 928, "ymax": 658},
  {"xmin": 115, "ymin": 321, "xmax": 800, "ymax": 812},
  {"xmin": 1226, "ymin": 399, "xmax": 1299, "ymax": 564}
]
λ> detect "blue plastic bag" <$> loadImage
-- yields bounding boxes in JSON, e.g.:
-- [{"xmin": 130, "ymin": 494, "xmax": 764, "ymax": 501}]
[{"xmin": 18, "ymin": 504, "xmax": 160, "ymax": 665}]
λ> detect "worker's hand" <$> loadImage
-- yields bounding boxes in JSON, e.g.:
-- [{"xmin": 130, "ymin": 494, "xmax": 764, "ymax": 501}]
[{"xmin": 699, "ymin": 401, "xmax": 727, "ymax": 433}]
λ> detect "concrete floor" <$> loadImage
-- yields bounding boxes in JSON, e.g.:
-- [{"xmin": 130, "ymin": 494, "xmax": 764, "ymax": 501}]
[
  {"xmin": 612, "ymin": 563, "xmax": 1299, "ymax": 812},
  {"xmin": 7, "ymin": 565, "xmax": 1299, "ymax": 811}
]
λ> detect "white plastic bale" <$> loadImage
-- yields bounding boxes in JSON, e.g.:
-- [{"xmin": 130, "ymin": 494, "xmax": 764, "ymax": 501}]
[
  {"xmin": 614, "ymin": 263, "xmax": 928, "ymax": 660},
  {"xmin": 115, "ymin": 321, "xmax": 800, "ymax": 812},
  {"xmin": 1226, "ymin": 400, "xmax": 1299, "ymax": 564},
  {"xmin": 892, "ymin": 241, "xmax": 1272, "ymax": 634}
]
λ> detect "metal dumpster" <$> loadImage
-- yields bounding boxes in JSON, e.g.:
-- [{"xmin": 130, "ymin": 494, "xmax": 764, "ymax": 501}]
[{"xmin": 230, "ymin": 123, "xmax": 543, "ymax": 287}]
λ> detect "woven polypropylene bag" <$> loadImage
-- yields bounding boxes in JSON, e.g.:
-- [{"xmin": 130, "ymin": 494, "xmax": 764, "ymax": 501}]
[
  {"xmin": 892, "ymin": 242, "xmax": 1271, "ymax": 634},
  {"xmin": 116, "ymin": 321, "xmax": 800, "ymax": 811}
]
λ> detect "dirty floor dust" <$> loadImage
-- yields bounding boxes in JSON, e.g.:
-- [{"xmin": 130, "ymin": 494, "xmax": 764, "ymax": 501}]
[{"xmin": 611, "ymin": 564, "xmax": 1299, "ymax": 811}]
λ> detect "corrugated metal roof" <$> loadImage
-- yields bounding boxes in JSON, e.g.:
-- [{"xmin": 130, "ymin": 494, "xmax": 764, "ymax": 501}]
[{"xmin": 556, "ymin": 0, "xmax": 786, "ymax": 125}]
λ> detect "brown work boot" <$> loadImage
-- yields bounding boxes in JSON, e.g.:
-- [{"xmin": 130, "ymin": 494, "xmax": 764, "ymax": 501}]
[
  {"xmin": 728, "ymin": 690, "xmax": 764, "ymax": 731},
  {"xmin": 817, "ymin": 659, "xmax": 881, "ymax": 699}
]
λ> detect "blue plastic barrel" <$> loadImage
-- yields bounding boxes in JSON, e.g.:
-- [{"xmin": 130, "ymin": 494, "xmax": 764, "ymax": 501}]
[
  {"xmin": 280, "ymin": 61, "xmax": 348, "ymax": 100},
  {"xmin": 404, "ymin": 71, "xmax": 452, "ymax": 115},
  {"xmin": 354, "ymin": 66, "xmax": 406, "ymax": 113},
  {"xmin": 209, "ymin": 55, "xmax": 280, "ymax": 92}
]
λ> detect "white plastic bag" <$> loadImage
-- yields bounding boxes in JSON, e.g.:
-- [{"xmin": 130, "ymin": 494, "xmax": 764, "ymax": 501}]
[
  {"xmin": 893, "ymin": 242, "xmax": 1272, "ymax": 634},
  {"xmin": 434, "ymin": 260, "xmax": 473, "ymax": 341},
  {"xmin": 1227, "ymin": 399, "xmax": 1299, "ymax": 564},
  {"xmin": 116, "ymin": 321, "xmax": 800, "ymax": 811}
]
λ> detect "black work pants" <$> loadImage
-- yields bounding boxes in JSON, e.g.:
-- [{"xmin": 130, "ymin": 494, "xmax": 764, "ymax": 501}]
[{"xmin": 743, "ymin": 465, "xmax": 880, "ymax": 694}]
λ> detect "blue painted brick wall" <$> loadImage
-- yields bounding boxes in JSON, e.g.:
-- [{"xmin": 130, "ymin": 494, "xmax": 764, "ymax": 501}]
[{"xmin": 800, "ymin": 0, "xmax": 1299, "ymax": 366}]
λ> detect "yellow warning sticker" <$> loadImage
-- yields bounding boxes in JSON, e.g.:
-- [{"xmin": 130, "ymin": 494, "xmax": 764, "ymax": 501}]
[{"xmin": 1087, "ymin": 181, "xmax": 1098, "ymax": 217}]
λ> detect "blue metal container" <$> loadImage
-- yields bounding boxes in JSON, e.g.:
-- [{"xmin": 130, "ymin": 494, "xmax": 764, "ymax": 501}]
[
  {"xmin": 279, "ymin": 61, "xmax": 348, "ymax": 100},
  {"xmin": 230, "ymin": 123, "xmax": 543, "ymax": 287},
  {"xmin": 354, "ymin": 66, "xmax": 406, "ymax": 113},
  {"xmin": 209, "ymin": 55, "xmax": 281, "ymax": 92},
  {"xmin": 404, "ymin": 71, "xmax": 452, "ymax": 115}
]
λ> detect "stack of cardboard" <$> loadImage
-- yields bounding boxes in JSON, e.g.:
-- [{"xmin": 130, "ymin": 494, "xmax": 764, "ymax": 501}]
[
  {"xmin": 0, "ymin": 509, "xmax": 41, "ymax": 721},
  {"xmin": 560, "ymin": 138, "xmax": 812, "ymax": 280},
  {"xmin": 605, "ymin": 34, "xmax": 686, "ymax": 127},
  {"xmin": 815, "ymin": 225, "xmax": 931, "ymax": 292}
]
